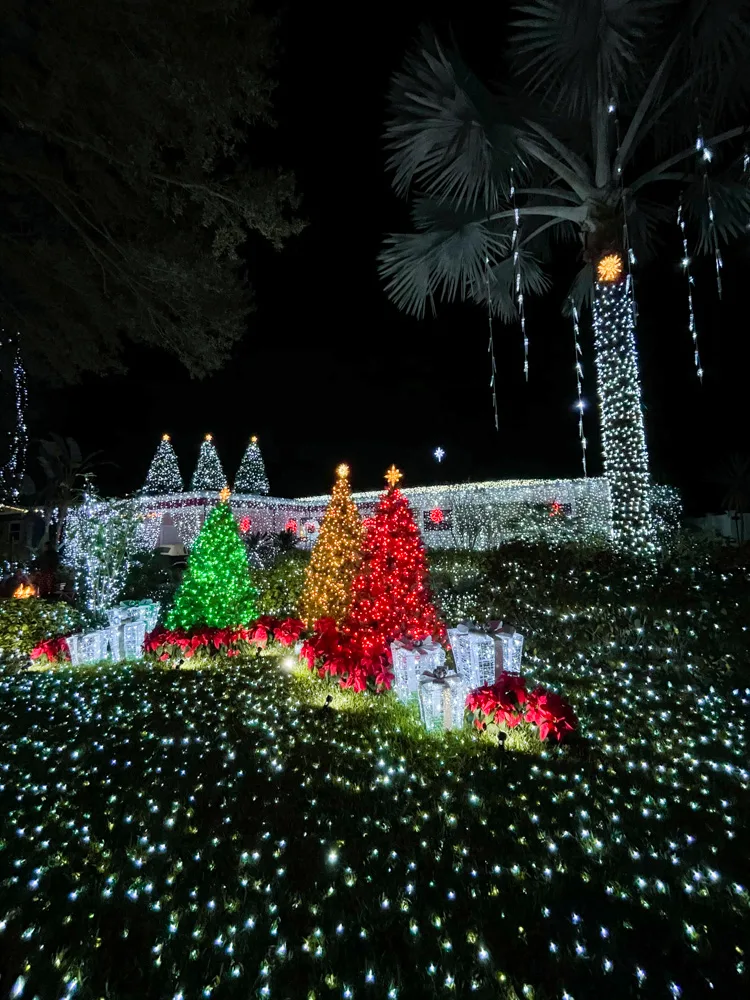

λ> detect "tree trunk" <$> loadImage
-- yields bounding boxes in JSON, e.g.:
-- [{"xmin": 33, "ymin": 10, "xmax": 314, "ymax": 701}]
[{"xmin": 592, "ymin": 276, "xmax": 655, "ymax": 554}]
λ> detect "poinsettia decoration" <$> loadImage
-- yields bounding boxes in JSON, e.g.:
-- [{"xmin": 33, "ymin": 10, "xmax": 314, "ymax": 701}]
[
  {"xmin": 145, "ymin": 616, "xmax": 306, "ymax": 661},
  {"xmin": 300, "ymin": 617, "xmax": 393, "ymax": 693},
  {"xmin": 466, "ymin": 673, "xmax": 577, "ymax": 743},
  {"xmin": 30, "ymin": 636, "xmax": 71, "ymax": 665}
]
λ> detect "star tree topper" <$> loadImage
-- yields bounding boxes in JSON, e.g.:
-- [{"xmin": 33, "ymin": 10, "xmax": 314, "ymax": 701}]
[
  {"xmin": 385, "ymin": 465, "xmax": 403, "ymax": 488},
  {"xmin": 219, "ymin": 485, "xmax": 231, "ymax": 503},
  {"xmin": 336, "ymin": 463, "xmax": 350, "ymax": 479}
]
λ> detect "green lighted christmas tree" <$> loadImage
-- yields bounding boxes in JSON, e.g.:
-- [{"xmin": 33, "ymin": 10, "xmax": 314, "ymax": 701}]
[{"xmin": 167, "ymin": 489, "xmax": 256, "ymax": 628}]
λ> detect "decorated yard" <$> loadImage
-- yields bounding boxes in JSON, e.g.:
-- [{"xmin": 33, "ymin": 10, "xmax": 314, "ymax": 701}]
[{"xmin": 1, "ymin": 533, "xmax": 748, "ymax": 1000}]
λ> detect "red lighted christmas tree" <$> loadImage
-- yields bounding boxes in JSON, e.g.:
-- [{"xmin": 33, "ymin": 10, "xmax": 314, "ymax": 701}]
[{"xmin": 347, "ymin": 465, "xmax": 443, "ymax": 645}]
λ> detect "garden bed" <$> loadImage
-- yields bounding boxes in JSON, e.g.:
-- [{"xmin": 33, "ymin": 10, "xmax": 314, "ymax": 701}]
[{"xmin": 1, "ymin": 610, "xmax": 747, "ymax": 1000}]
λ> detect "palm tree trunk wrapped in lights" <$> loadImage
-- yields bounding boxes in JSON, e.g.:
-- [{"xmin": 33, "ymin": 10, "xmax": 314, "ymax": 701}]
[
  {"xmin": 593, "ymin": 256, "xmax": 654, "ymax": 552},
  {"xmin": 378, "ymin": 1, "xmax": 750, "ymax": 554}
]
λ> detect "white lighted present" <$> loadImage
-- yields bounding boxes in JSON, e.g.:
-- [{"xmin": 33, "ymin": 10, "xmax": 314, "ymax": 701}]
[
  {"xmin": 448, "ymin": 620, "xmax": 525, "ymax": 686},
  {"xmin": 390, "ymin": 638, "xmax": 446, "ymax": 702}
]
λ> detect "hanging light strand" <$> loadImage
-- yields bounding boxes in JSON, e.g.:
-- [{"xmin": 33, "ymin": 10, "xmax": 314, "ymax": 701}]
[
  {"xmin": 0, "ymin": 336, "xmax": 28, "ymax": 502},
  {"xmin": 695, "ymin": 126, "xmax": 723, "ymax": 298},
  {"xmin": 569, "ymin": 299, "xmax": 588, "ymax": 476},
  {"xmin": 677, "ymin": 195, "xmax": 703, "ymax": 381},
  {"xmin": 484, "ymin": 255, "xmax": 499, "ymax": 431},
  {"xmin": 509, "ymin": 167, "xmax": 528, "ymax": 380}
]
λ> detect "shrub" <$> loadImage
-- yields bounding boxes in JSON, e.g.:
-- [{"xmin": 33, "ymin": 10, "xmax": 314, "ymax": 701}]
[
  {"xmin": 253, "ymin": 549, "xmax": 309, "ymax": 617},
  {"xmin": 0, "ymin": 598, "xmax": 85, "ymax": 667},
  {"xmin": 120, "ymin": 550, "xmax": 182, "ymax": 606}
]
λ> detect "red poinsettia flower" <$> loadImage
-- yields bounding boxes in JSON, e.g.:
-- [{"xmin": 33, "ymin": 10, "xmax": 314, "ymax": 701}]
[
  {"xmin": 524, "ymin": 687, "xmax": 578, "ymax": 742},
  {"xmin": 249, "ymin": 624, "xmax": 269, "ymax": 648},
  {"xmin": 30, "ymin": 636, "xmax": 71, "ymax": 664},
  {"xmin": 273, "ymin": 617, "xmax": 305, "ymax": 646}
]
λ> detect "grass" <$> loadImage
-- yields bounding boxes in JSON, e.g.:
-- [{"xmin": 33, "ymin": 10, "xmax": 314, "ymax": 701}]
[{"xmin": 0, "ymin": 545, "xmax": 748, "ymax": 999}]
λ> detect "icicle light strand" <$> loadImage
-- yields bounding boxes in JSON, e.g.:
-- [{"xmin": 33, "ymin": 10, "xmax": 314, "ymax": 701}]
[
  {"xmin": 696, "ymin": 129, "xmax": 723, "ymax": 298},
  {"xmin": 677, "ymin": 196, "xmax": 703, "ymax": 381},
  {"xmin": 509, "ymin": 168, "xmax": 528, "ymax": 380},
  {"xmin": 484, "ymin": 256, "xmax": 499, "ymax": 431},
  {"xmin": 569, "ymin": 299, "xmax": 588, "ymax": 476}
]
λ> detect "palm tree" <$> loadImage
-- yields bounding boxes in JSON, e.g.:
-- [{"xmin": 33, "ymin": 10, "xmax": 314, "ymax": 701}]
[
  {"xmin": 34, "ymin": 434, "xmax": 105, "ymax": 544},
  {"xmin": 379, "ymin": 0, "xmax": 750, "ymax": 554}
]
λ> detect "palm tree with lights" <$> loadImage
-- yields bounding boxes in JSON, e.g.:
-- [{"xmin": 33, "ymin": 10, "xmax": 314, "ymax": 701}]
[{"xmin": 379, "ymin": 0, "xmax": 750, "ymax": 553}]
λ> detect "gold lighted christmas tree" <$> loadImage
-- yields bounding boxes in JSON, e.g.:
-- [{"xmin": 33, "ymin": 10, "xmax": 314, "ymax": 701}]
[{"xmin": 300, "ymin": 464, "xmax": 364, "ymax": 627}]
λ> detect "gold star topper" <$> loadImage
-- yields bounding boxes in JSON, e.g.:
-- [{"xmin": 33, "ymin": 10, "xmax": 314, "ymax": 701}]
[
  {"xmin": 205, "ymin": 433, "xmax": 213, "ymax": 442},
  {"xmin": 219, "ymin": 485, "xmax": 231, "ymax": 503},
  {"xmin": 336, "ymin": 463, "xmax": 350, "ymax": 479},
  {"xmin": 251, "ymin": 435, "xmax": 258, "ymax": 444},
  {"xmin": 597, "ymin": 253, "xmax": 623, "ymax": 283},
  {"xmin": 162, "ymin": 433, "xmax": 170, "ymax": 442},
  {"xmin": 385, "ymin": 464, "xmax": 403, "ymax": 488}
]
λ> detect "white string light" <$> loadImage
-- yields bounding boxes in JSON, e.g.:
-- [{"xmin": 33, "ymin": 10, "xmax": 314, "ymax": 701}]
[
  {"xmin": 483, "ymin": 255, "xmax": 499, "ymax": 431},
  {"xmin": 677, "ymin": 195, "xmax": 703, "ymax": 381},
  {"xmin": 696, "ymin": 129, "xmax": 723, "ymax": 298},
  {"xmin": 509, "ymin": 167, "xmax": 528, "ymax": 380},
  {"xmin": 569, "ymin": 299, "xmax": 588, "ymax": 476},
  {"xmin": 0, "ymin": 336, "xmax": 28, "ymax": 502},
  {"xmin": 592, "ymin": 276, "xmax": 655, "ymax": 555}
]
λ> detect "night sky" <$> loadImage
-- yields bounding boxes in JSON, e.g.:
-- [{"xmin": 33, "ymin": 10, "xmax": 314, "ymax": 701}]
[{"xmin": 26, "ymin": 0, "xmax": 750, "ymax": 513}]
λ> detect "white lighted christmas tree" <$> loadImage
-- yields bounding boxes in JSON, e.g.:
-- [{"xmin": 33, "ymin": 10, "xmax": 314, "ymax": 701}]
[
  {"xmin": 142, "ymin": 434, "xmax": 183, "ymax": 494},
  {"xmin": 190, "ymin": 434, "xmax": 226, "ymax": 492},
  {"xmin": 234, "ymin": 435, "xmax": 269, "ymax": 495}
]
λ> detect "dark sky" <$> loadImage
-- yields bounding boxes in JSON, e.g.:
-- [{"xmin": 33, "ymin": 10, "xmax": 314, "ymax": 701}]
[{"xmin": 26, "ymin": 0, "xmax": 750, "ymax": 513}]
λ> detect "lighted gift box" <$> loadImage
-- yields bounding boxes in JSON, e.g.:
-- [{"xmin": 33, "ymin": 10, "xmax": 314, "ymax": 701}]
[
  {"xmin": 390, "ymin": 638, "xmax": 446, "ymax": 704},
  {"xmin": 417, "ymin": 668, "xmax": 467, "ymax": 732}
]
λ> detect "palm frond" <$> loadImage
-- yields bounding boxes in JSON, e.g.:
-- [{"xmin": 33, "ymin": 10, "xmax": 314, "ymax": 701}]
[
  {"xmin": 385, "ymin": 30, "xmax": 524, "ymax": 208},
  {"xmin": 379, "ymin": 212, "xmax": 509, "ymax": 317},
  {"xmin": 682, "ymin": 0, "xmax": 750, "ymax": 121},
  {"xmin": 563, "ymin": 264, "xmax": 595, "ymax": 316},
  {"xmin": 683, "ymin": 174, "xmax": 750, "ymax": 252},
  {"xmin": 625, "ymin": 195, "xmax": 673, "ymax": 263},
  {"xmin": 473, "ymin": 251, "xmax": 552, "ymax": 321},
  {"xmin": 511, "ymin": 0, "xmax": 664, "ymax": 116}
]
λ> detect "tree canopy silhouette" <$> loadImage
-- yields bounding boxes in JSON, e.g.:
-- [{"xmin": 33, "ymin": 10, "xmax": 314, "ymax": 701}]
[{"xmin": 0, "ymin": 0, "xmax": 303, "ymax": 381}]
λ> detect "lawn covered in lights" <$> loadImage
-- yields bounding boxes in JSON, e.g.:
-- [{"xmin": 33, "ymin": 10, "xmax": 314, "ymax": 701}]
[{"xmin": 1, "ymin": 548, "xmax": 749, "ymax": 1000}]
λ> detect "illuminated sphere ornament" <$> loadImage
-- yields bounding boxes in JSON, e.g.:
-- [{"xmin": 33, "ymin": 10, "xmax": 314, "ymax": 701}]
[
  {"xmin": 597, "ymin": 253, "xmax": 624, "ymax": 283},
  {"xmin": 300, "ymin": 465, "xmax": 364, "ymax": 627}
]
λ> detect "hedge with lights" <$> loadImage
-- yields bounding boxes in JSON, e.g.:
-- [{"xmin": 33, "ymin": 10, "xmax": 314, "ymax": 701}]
[{"xmin": 0, "ymin": 598, "xmax": 85, "ymax": 667}]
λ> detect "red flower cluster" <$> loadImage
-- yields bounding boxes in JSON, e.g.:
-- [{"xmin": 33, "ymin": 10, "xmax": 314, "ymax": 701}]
[
  {"xmin": 466, "ymin": 673, "xmax": 577, "ymax": 743},
  {"xmin": 145, "ymin": 616, "xmax": 305, "ymax": 661},
  {"xmin": 30, "ymin": 636, "xmax": 70, "ymax": 664},
  {"xmin": 300, "ymin": 618, "xmax": 393, "ymax": 693}
]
